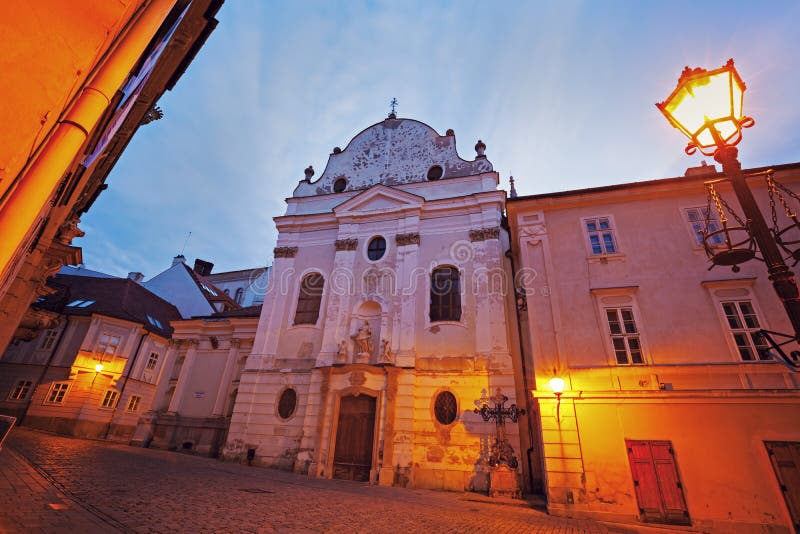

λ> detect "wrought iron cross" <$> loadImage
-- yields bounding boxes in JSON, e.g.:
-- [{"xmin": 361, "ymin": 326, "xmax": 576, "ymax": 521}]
[
  {"xmin": 474, "ymin": 388, "xmax": 526, "ymax": 469},
  {"xmin": 390, "ymin": 97, "xmax": 398, "ymax": 116}
]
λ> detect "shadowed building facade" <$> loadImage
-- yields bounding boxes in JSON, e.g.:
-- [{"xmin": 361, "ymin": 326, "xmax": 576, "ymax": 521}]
[{"xmin": 222, "ymin": 116, "xmax": 531, "ymax": 492}]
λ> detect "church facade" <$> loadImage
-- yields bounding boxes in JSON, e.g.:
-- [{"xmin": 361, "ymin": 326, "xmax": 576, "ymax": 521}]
[{"xmin": 223, "ymin": 116, "xmax": 530, "ymax": 491}]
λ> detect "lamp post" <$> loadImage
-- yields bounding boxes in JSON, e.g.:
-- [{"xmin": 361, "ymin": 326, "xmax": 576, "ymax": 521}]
[{"xmin": 657, "ymin": 60, "xmax": 800, "ymax": 356}]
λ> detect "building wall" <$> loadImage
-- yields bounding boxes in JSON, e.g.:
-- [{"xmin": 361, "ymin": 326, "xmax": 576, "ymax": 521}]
[
  {"xmin": 224, "ymin": 118, "xmax": 526, "ymax": 493},
  {"xmin": 509, "ymin": 166, "xmax": 800, "ymax": 531}
]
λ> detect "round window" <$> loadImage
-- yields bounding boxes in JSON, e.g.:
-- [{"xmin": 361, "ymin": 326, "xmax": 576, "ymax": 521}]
[
  {"xmin": 367, "ymin": 236, "xmax": 386, "ymax": 261},
  {"xmin": 427, "ymin": 165, "xmax": 444, "ymax": 181},
  {"xmin": 333, "ymin": 178, "xmax": 347, "ymax": 193},
  {"xmin": 434, "ymin": 391, "xmax": 458, "ymax": 425},
  {"xmin": 277, "ymin": 388, "xmax": 297, "ymax": 419}
]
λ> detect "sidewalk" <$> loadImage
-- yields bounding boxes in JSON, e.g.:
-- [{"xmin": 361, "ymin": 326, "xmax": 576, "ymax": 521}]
[{"xmin": 0, "ymin": 446, "xmax": 117, "ymax": 533}]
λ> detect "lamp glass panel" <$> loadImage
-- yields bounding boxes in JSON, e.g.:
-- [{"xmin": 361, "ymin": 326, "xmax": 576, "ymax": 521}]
[
  {"xmin": 731, "ymin": 78, "xmax": 743, "ymax": 119},
  {"xmin": 666, "ymin": 70, "xmax": 733, "ymax": 137},
  {"xmin": 717, "ymin": 119, "xmax": 739, "ymax": 142},
  {"xmin": 696, "ymin": 127, "xmax": 715, "ymax": 148}
]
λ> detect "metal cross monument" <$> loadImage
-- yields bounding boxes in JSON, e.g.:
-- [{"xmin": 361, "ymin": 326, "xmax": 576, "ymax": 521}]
[{"xmin": 474, "ymin": 388, "xmax": 525, "ymax": 469}]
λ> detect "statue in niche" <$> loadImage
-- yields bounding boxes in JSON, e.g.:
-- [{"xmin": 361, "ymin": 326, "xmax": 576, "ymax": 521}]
[
  {"xmin": 380, "ymin": 339, "xmax": 393, "ymax": 364},
  {"xmin": 351, "ymin": 322, "xmax": 372, "ymax": 360},
  {"xmin": 336, "ymin": 340, "xmax": 348, "ymax": 363}
]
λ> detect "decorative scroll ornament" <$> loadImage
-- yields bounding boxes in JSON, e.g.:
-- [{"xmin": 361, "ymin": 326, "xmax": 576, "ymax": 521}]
[
  {"xmin": 335, "ymin": 238, "xmax": 358, "ymax": 251},
  {"xmin": 395, "ymin": 233, "xmax": 420, "ymax": 246},
  {"xmin": 469, "ymin": 227, "xmax": 501, "ymax": 242},
  {"xmin": 273, "ymin": 246, "xmax": 298, "ymax": 258}
]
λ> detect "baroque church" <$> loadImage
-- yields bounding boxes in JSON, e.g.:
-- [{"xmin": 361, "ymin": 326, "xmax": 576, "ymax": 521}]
[{"xmin": 222, "ymin": 114, "xmax": 531, "ymax": 491}]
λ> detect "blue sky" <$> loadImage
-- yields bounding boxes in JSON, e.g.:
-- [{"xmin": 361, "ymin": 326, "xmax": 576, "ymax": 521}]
[{"xmin": 78, "ymin": 0, "xmax": 800, "ymax": 277}]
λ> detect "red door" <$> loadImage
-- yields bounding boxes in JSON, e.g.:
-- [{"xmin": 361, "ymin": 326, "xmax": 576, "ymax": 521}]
[
  {"xmin": 332, "ymin": 395, "xmax": 376, "ymax": 482},
  {"xmin": 765, "ymin": 441, "xmax": 800, "ymax": 532},
  {"xmin": 626, "ymin": 440, "xmax": 690, "ymax": 525}
]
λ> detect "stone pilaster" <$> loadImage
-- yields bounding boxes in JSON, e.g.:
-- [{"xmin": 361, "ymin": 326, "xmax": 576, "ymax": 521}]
[
  {"xmin": 167, "ymin": 339, "xmax": 198, "ymax": 413},
  {"xmin": 212, "ymin": 338, "xmax": 240, "ymax": 416}
]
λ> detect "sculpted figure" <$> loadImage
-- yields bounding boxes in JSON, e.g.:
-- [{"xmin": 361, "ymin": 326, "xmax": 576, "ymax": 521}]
[
  {"xmin": 380, "ymin": 339, "xmax": 393, "ymax": 363},
  {"xmin": 336, "ymin": 340, "xmax": 348, "ymax": 363},
  {"xmin": 351, "ymin": 322, "xmax": 372, "ymax": 357}
]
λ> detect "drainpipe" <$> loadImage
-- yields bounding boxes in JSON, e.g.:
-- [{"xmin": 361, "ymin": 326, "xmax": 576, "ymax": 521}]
[
  {"xmin": 505, "ymin": 246, "xmax": 543, "ymax": 494},
  {"xmin": 19, "ymin": 316, "xmax": 71, "ymax": 425},
  {"xmin": 104, "ymin": 330, "xmax": 148, "ymax": 440},
  {"xmin": 0, "ymin": 0, "xmax": 177, "ymax": 282}
]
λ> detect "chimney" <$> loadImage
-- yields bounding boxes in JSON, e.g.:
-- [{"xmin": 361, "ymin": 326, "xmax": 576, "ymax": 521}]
[
  {"xmin": 684, "ymin": 160, "xmax": 718, "ymax": 177},
  {"xmin": 172, "ymin": 254, "xmax": 186, "ymax": 267},
  {"xmin": 127, "ymin": 272, "xmax": 144, "ymax": 283},
  {"xmin": 193, "ymin": 259, "xmax": 214, "ymax": 276}
]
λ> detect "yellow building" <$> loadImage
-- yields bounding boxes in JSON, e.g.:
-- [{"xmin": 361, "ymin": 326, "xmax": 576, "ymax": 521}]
[
  {"xmin": 507, "ymin": 162, "xmax": 800, "ymax": 532},
  {"xmin": 0, "ymin": 0, "xmax": 222, "ymax": 355}
]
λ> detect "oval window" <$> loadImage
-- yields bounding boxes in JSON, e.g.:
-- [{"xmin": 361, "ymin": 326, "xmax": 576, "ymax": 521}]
[
  {"xmin": 434, "ymin": 391, "xmax": 457, "ymax": 425},
  {"xmin": 367, "ymin": 236, "xmax": 386, "ymax": 261},
  {"xmin": 277, "ymin": 388, "xmax": 297, "ymax": 419},
  {"xmin": 427, "ymin": 165, "xmax": 444, "ymax": 181},
  {"xmin": 333, "ymin": 178, "xmax": 347, "ymax": 193}
]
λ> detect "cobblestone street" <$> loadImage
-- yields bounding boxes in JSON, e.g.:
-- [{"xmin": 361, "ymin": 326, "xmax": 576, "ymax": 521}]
[{"xmin": 0, "ymin": 429, "xmax": 629, "ymax": 533}]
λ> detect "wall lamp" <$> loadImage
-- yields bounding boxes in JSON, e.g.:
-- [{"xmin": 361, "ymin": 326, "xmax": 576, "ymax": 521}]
[{"xmin": 549, "ymin": 377, "xmax": 566, "ymax": 423}]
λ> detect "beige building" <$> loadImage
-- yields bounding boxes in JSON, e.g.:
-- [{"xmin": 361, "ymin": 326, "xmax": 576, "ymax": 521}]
[
  {"xmin": 133, "ymin": 305, "xmax": 260, "ymax": 456},
  {"xmin": 0, "ymin": 273, "xmax": 180, "ymax": 440},
  {"xmin": 222, "ymin": 116, "xmax": 530, "ymax": 492},
  {"xmin": 507, "ymin": 162, "xmax": 800, "ymax": 531}
]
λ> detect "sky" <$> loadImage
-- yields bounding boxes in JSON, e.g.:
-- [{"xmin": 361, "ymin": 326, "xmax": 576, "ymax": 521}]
[{"xmin": 77, "ymin": 0, "xmax": 800, "ymax": 278}]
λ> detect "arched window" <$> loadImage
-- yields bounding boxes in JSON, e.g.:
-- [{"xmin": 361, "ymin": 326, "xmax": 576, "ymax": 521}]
[
  {"xmin": 430, "ymin": 266, "xmax": 461, "ymax": 322},
  {"xmin": 223, "ymin": 288, "xmax": 230, "ymax": 296},
  {"xmin": 294, "ymin": 273, "xmax": 324, "ymax": 325},
  {"xmin": 234, "ymin": 287, "xmax": 244, "ymax": 304}
]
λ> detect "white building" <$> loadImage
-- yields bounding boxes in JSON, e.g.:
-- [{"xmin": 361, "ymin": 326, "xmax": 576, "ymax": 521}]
[
  {"xmin": 207, "ymin": 266, "xmax": 270, "ymax": 307},
  {"xmin": 222, "ymin": 116, "xmax": 529, "ymax": 492}
]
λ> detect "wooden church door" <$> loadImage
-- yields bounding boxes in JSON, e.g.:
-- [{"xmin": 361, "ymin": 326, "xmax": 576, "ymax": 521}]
[{"xmin": 333, "ymin": 395, "xmax": 376, "ymax": 482}]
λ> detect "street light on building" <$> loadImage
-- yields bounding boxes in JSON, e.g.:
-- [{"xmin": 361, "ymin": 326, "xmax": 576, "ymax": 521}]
[{"xmin": 657, "ymin": 59, "xmax": 800, "ymax": 369}]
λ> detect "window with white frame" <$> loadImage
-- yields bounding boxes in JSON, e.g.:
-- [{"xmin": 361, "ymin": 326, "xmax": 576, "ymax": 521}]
[
  {"xmin": 721, "ymin": 300, "xmax": 770, "ymax": 361},
  {"xmin": 101, "ymin": 389, "xmax": 119, "ymax": 408},
  {"xmin": 584, "ymin": 217, "xmax": 618, "ymax": 255},
  {"xmin": 96, "ymin": 334, "xmax": 121, "ymax": 357},
  {"xmin": 39, "ymin": 329, "xmax": 58, "ymax": 350},
  {"xmin": 9, "ymin": 380, "xmax": 33, "ymax": 400},
  {"xmin": 685, "ymin": 206, "xmax": 725, "ymax": 246},
  {"xmin": 45, "ymin": 382, "xmax": 70, "ymax": 404},
  {"xmin": 146, "ymin": 352, "xmax": 159, "ymax": 370},
  {"xmin": 126, "ymin": 395, "xmax": 142, "ymax": 412},
  {"xmin": 605, "ymin": 307, "xmax": 644, "ymax": 364}
]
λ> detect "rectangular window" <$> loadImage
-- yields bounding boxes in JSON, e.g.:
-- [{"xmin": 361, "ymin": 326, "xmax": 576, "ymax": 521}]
[
  {"xmin": 46, "ymin": 382, "xmax": 70, "ymax": 404},
  {"xmin": 606, "ymin": 307, "xmax": 644, "ymax": 364},
  {"xmin": 96, "ymin": 334, "xmax": 121, "ymax": 357},
  {"xmin": 9, "ymin": 380, "xmax": 33, "ymax": 400},
  {"xmin": 101, "ymin": 389, "xmax": 119, "ymax": 408},
  {"xmin": 585, "ymin": 217, "xmax": 618, "ymax": 255},
  {"xmin": 722, "ymin": 300, "xmax": 769, "ymax": 360},
  {"xmin": 685, "ymin": 206, "xmax": 724, "ymax": 246},
  {"xmin": 146, "ymin": 352, "xmax": 159, "ymax": 370},
  {"xmin": 40, "ymin": 329, "xmax": 58, "ymax": 350},
  {"xmin": 126, "ymin": 395, "xmax": 142, "ymax": 412}
]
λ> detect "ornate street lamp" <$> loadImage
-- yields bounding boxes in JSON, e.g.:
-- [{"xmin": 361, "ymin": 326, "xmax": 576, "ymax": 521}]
[{"xmin": 657, "ymin": 59, "xmax": 800, "ymax": 369}]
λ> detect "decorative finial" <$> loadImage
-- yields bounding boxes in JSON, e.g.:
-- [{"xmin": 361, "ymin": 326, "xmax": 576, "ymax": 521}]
[
  {"xmin": 304, "ymin": 165, "xmax": 314, "ymax": 180},
  {"xmin": 388, "ymin": 97, "xmax": 398, "ymax": 119},
  {"xmin": 475, "ymin": 139, "xmax": 486, "ymax": 158},
  {"xmin": 445, "ymin": 129, "xmax": 454, "ymax": 137},
  {"xmin": 509, "ymin": 176, "xmax": 517, "ymax": 198}
]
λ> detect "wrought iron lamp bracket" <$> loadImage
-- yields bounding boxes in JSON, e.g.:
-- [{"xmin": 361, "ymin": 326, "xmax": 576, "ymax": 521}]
[{"xmin": 756, "ymin": 329, "xmax": 800, "ymax": 372}]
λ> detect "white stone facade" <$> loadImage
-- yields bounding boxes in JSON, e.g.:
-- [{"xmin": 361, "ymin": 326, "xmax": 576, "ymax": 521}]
[{"xmin": 223, "ymin": 117, "xmax": 527, "ymax": 491}]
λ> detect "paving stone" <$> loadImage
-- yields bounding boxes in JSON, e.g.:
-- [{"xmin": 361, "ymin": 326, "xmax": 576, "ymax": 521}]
[{"xmin": 3, "ymin": 428, "xmax": 616, "ymax": 533}]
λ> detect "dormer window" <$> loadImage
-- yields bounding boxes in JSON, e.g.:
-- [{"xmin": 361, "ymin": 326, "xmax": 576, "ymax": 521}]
[
  {"xmin": 427, "ymin": 165, "xmax": 443, "ymax": 181},
  {"xmin": 333, "ymin": 178, "xmax": 347, "ymax": 193}
]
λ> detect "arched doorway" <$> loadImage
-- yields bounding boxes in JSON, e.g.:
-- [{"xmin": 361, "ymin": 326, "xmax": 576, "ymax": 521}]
[{"xmin": 332, "ymin": 394, "xmax": 376, "ymax": 481}]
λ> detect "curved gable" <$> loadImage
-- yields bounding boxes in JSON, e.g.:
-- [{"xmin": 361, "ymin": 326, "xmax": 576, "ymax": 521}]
[{"xmin": 293, "ymin": 117, "xmax": 492, "ymax": 197}]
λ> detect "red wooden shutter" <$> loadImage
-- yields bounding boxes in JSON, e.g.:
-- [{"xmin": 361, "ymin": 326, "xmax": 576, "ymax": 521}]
[
  {"xmin": 765, "ymin": 441, "xmax": 800, "ymax": 531},
  {"xmin": 626, "ymin": 439, "xmax": 690, "ymax": 525}
]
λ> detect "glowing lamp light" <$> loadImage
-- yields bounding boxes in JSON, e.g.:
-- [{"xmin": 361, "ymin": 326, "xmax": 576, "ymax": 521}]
[
  {"xmin": 549, "ymin": 377, "xmax": 566, "ymax": 395},
  {"xmin": 94, "ymin": 363, "xmax": 104, "ymax": 373},
  {"xmin": 656, "ymin": 59, "xmax": 753, "ymax": 156}
]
